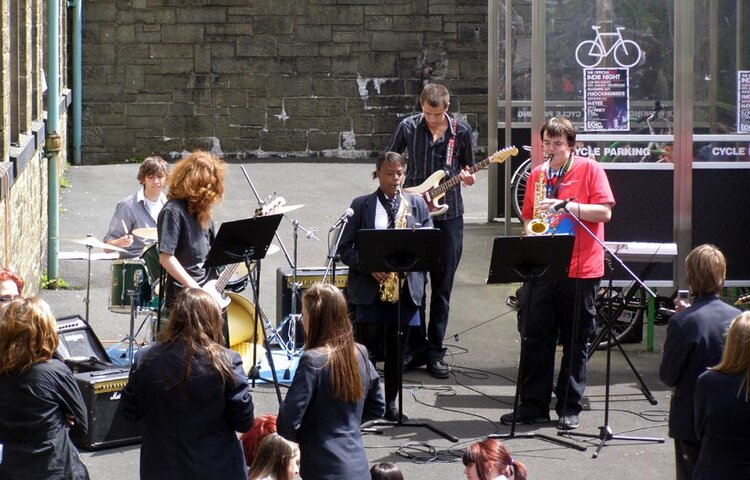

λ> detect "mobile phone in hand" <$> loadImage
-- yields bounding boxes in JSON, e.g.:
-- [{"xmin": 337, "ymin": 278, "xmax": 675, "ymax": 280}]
[{"xmin": 678, "ymin": 289, "xmax": 689, "ymax": 301}]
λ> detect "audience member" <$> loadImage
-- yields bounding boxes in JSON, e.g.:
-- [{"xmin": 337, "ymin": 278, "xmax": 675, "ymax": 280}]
[
  {"xmin": 659, "ymin": 244, "xmax": 739, "ymax": 480},
  {"xmin": 277, "ymin": 283, "xmax": 385, "ymax": 479},
  {"xmin": 121, "ymin": 288, "xmax": 254, "ymax": 479},
  {"xmin": 241, "ymin": 414, "xmax": 278, "ymax": 469},
  {"xmin": 694, "ymin": 312, "xmax": 750, "ymax": 479},
  {"xmin": 247, "ymin": 433, "xmax": 300, "ymax": 480},
  {"xmin": 462, "ymin": 438, "xmax": 527, "ymax": 480},
  {"xmin": 370, "ymin": 462, "xmax": 404, "ymax": 480},
  {"xmin": 0, "ymin": 267, "xmax": 23, "ymax": 316},
  {"xmin": 0, "ymin": 297, "xmax": 90, "ymax": 479}
]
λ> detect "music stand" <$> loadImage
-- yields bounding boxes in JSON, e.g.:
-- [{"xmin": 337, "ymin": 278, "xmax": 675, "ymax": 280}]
[
  {"xmin": 357, "ymin": 228, "xmax": 457, "ymax": 443},
  {"xmin": 205, "ymin": 214, "xmax": 284, "ymax": 404},
  {"xmin": 486, "ymin": 234, "xmax": 586, "ymax": 451}
]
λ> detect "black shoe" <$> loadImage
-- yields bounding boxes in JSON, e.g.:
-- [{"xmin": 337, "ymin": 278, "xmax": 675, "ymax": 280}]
[
  {"xmin": 426, "ymin": 359, "xmax": 450, "ymax": 379},
  {"xmin": 500, "ymin": 411, "xmax": 550, "ymax": 426},
  {"xmin": 384, "ymin": 405, "xmax": 408, "ymax": 422},
  {"xmin": 557, "ymin": 414, "xmax": 579, "ymax": 430},
  {"xmin": 403, "ymin": 352, "xmax": 427, "ymax": 371}
]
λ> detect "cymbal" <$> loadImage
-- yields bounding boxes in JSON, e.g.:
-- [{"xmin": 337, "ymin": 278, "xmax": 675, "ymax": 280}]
[
  {"xmin": 132, "ymin": 227, "xmax": 158, "ymax": 240},
  {"xmin": 63, "ymin": 237, "xmax": 127, "ymax": 253},
  {"xmin": 267, "ymin": 244, "xmax": 280, "ymax": 256}
]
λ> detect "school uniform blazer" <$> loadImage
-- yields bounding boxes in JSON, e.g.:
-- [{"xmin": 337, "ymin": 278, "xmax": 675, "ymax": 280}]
[
  {"xmin": 277, "ymin": 344, "xmax": 385, "ymax": 480},
  {"xmin": 337, "ymin": 190, "xmax": 433, "ymax": 307},
  {"xmin": 693, "ymin": 370, "xmax": 750, "ymax": 479},
  {"xmin": 120, "ymin": 341, "xmax": 255, "ymax": 480},
  {"xmin": 658, "ymin": 296, "xmax": 739, "ymax": 441}
]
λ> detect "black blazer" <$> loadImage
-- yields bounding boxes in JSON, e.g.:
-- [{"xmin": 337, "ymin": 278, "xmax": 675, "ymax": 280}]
[
  {"xmin": 121, "ymin": 341, "xmax": 254, "ymax": 480},
  {"xmin": 659, "ymin": 296, "xmax": 739, "ymax": 441},
  {"xmin": 277, "ymin": 344, "xmax": 385, "ymax": 480},
  {"xmin": 337, "ymin": 190, "xmax": 433, "ymax": 307},
  {"xmin": 694, "ymin": 370, "xmax": 750, "ymax": 479}
]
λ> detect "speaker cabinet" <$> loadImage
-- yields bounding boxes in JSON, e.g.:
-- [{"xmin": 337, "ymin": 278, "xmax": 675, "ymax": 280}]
[
  {"xmin": 55, "ymin": 315, "xmax": 112, "ymax": 373},
  {"xmin": 275, "ymin": 267, "xmax": 349, "ymax": 324},
  {"xmin": 72, "ymin": 369, "xmax": 143, "ymax": 450}
]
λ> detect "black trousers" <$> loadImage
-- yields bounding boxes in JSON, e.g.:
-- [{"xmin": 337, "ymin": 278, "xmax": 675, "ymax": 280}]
[
  {"xmin": 409, "ymin": 216, "xmax": 463, "ymax": 361},
  {"xmin": 517, "ymin": 278, "xmax": 598, "ymax": 417},
  {"xmin": 356, "ymin": 322, "xmax": 408, "ymax": 407}
]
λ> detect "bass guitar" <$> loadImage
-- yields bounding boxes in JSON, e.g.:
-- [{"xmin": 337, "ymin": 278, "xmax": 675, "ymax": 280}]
[
  {"xmin": 405, "ymin": 145, "xmax": 518, "ymax": 217},
  {"xmin": 202, "ymin": 196, "xmax": 286, "ymax": 308}
]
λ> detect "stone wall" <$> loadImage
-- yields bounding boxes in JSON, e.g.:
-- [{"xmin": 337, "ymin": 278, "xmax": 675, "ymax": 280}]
[
  {"xmin": 82, "ymin": 0, "xmax": 489, "ymax": 163},
  {"xmin": 0, "ymin": 0, "xmax": 69, "ymax": 294}
]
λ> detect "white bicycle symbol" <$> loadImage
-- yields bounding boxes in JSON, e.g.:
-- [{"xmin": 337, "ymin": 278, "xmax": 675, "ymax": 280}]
[{"xmin": 575, "ymin": 26, "xmax": 642, "ymax": 68}]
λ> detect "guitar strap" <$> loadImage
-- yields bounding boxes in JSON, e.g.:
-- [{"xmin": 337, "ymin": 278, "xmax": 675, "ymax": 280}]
[{"xmin": 445, "ymin": 117, "xmax": 458, "ymax": 169}]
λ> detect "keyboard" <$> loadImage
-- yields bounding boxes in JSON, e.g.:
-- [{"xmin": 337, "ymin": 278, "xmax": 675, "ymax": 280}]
[{"xmin": 603, "ymin": 242, "xmax": 677, "ymax": 263}]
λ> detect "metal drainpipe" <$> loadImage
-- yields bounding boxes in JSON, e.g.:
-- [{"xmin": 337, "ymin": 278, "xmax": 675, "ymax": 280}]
[
  {"xmin": 70, "ymin": 0, "xmax": 82, "ymax": 165},
  {"xmin": 46, "ymin": 0, "xmax": 61, "ymax": 282}
]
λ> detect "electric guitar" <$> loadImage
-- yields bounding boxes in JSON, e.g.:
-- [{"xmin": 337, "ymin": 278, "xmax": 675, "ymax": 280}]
[
  {"xmin": 405, "ymin": 145, "xmax": 518, "ymax": 217},
  {"xmin": 202, "ymin": 196, "xmax": 286, "ymax": 309},
  {"xmin": 736, "ymin": 294, "xmax": 750, "ymax": 306}
]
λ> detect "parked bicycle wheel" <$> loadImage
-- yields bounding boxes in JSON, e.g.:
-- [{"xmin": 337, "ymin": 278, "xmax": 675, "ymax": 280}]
[
  {"xmin": 510, "ymin": 157, "xmax": 532, "ymax": 221},
  {"xmin": 589, "ymin": 287, "xmax": 646, "ymax": 355}
]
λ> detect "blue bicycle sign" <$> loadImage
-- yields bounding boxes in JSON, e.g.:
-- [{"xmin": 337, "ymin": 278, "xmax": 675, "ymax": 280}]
[{"xmin": 575, "ymin": 26, "xmax": 642, "ymax": 68}]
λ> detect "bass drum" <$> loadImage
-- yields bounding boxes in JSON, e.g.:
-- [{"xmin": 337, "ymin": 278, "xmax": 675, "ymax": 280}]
[
  {"xmin": 226, "ymin": 292, "xmax": 265, "ymax": 373},
  {"xmin": 109, "ymin": 260, "xmax": 151, "ymax": 314}
]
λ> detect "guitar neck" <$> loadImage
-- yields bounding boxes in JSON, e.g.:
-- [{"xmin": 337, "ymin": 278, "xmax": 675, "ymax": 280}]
[
  {"xmin": 214, "ymin": 263, "xmax": 240, "ymax": 293},
  {"xmin": 432, "ymin": 156, "xmax": 492, "ymax": 196}
]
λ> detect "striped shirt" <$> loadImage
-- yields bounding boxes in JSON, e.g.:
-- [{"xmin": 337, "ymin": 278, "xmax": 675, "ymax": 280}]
[{"xmin": 386, "ymin": 112, "xmax": 474, "ymax": 220}]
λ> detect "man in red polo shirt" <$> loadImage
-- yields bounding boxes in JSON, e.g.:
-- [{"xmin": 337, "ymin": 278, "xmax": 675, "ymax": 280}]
[{"xmin": 501, "ymin": 116, "xmax": 615, "ymax": 431}]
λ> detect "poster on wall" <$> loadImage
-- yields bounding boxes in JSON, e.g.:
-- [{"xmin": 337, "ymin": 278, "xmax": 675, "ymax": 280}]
[
  {"xmin": 583, "ymin": 68, "xmax": 630, "ymax": 132},
  {"xmin": 738, "ymin": 71, "xmax": 750, "ymax": 133}
]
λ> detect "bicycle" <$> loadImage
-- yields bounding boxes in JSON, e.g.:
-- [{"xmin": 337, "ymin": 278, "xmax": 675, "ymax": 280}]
[
  {"xmin": 575, "ymin": 26, "xmax": 642, "ymax": 69},
  {"xmin": 601, "ymin": 101, "xmax": 673, "ymax": 163}
]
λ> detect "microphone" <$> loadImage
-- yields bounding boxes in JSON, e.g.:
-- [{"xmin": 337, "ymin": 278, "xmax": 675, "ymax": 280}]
[
  {"xmin": 552, "ymin": 198, "xmax": 574, "ymax": 212},
  {"xmin": 329, "ymin": 208, "xmax": 354, "ymax": 231}
]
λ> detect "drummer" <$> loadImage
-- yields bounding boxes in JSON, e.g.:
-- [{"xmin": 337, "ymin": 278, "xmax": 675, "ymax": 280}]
[{"xmin": 103, "ymin": 156, "xmax": 168, "ymax": 258}]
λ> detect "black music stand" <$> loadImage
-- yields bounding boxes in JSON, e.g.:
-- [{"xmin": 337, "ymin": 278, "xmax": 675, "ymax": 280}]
[
  {"xmin": 486, "ymin": 234, "xmax": 586, "ymax": 451},
  {"xmin": 205, "ymin": 214, "xmax": 284, "ymax": 404},
  {"xmin": 357, "ymin": 228, "xmax": 457, "ymax": 443}
]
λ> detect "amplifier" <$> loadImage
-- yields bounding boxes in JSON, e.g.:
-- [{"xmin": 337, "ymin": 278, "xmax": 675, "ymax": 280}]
[
  {"xmin": 275, "ymin": 267, "xmax": 348, "ymax": 324},
  {"xmin": 72, "ymin": 369, "xmax": 144, "ymax": 451},
  {"xmin": 56, "ymin": 315, "xmax": 112, "ymax": 373}
]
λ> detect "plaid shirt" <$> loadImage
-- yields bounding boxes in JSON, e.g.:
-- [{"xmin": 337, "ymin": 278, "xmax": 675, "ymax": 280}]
[{"xmin": 386, "ymin": 112, "xmax": 474, "ymax": 220}]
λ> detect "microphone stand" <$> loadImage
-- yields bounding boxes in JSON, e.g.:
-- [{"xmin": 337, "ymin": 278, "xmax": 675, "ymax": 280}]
[
  {"xmin": 323, "ymin": 216, "xmax": 350, "ymax": 284},
  {"xmin": 555, "ymin": 203, "xmax": 664, "ymax": 457}
]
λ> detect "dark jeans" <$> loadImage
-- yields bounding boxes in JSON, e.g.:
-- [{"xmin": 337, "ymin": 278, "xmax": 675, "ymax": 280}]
[
  {"xmin": 408, "ymin": 216, "xmax": 463, "ymax": 362},
  {"xmin": 518, "ymin": 278, "xmax": 598, "ymax": 417}
]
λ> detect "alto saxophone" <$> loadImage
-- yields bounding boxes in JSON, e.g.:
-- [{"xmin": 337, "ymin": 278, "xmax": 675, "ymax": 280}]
[
  {"xmin": 527, "ymin": 156, "xmax": 550, "ymax": 235},
  {"xmin": 379, "ymin": 187, "xmax": 409, "ymax": 303}
]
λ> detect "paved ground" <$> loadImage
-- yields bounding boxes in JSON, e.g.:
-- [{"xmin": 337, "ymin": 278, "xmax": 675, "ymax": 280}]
[{"xmin": 40, "ymin": 161, "xmax": 675, "ymax": 479}]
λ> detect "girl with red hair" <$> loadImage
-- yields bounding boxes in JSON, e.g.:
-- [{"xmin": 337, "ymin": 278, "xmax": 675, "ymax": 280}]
[{"xmin": 462, "ymin": 438, "xmax": 527, "ymax": 480}]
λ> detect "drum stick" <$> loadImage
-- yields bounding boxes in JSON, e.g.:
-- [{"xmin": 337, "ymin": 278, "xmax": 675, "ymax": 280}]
[{"xmin": 121, "ymin": 220, "xmax": 130, "ymax": 236}]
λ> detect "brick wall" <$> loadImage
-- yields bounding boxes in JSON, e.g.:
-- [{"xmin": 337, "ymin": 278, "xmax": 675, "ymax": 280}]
[{"xmin": 82, "ymin": 0, "xmax": 489, "ymax": 163}]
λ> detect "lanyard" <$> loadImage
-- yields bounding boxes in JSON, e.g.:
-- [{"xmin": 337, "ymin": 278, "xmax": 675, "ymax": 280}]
[{"xmin": 546, "ymin": 154, "xmax": 573, "ymax": 199}]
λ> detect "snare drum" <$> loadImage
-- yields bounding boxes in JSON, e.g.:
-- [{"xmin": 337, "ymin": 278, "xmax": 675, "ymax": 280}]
[
  {"xmin": 225, "ymin": 262, "xmax": 251, "ymax": 293},
  {"xmin": 109, "ymin": 260, "xmax": 151, "ymax": 314}
]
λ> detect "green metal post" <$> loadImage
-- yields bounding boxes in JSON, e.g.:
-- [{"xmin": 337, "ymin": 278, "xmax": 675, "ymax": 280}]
[{"xmin": 46, "ymin": 0, "xmax": 61, "ymax": 281}]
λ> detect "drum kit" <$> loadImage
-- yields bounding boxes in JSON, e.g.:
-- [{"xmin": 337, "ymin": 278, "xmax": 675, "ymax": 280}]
[{"xmin": 60, "ymin": 192, "xmax": 311, "ymax": 377}]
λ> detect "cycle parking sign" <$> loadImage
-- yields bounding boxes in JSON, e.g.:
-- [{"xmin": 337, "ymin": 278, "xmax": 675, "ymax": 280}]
[{"xmin": 575, "ymin": 26, "xmax": 642, "ymax": 68}]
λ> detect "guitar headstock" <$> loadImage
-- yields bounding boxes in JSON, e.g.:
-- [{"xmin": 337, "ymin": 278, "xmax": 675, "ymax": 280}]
[
  {"xmin": 489, "ymin": 145, "xmax": 519, "ymax": 164},
  {"xmin": 255, "ymin": 195, "xmax": 287, "ymax": 217},
  {"xmin": 736, "ymin": 294, "xmax": 750, "ymax": 306}
]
